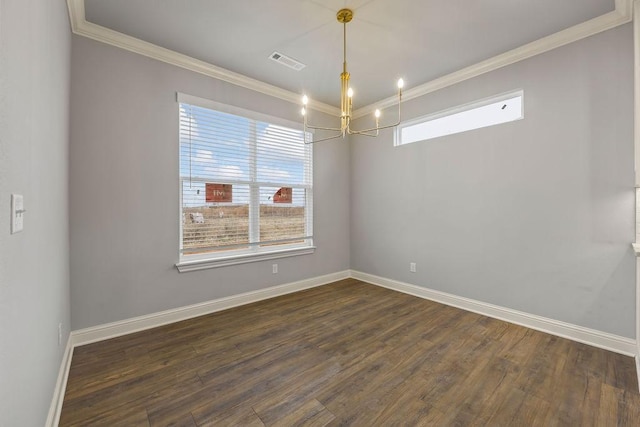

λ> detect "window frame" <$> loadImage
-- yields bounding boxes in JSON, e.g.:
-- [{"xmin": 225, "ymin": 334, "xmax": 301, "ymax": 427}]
[
  {"xmin": 176, "ymin": 93, "xmax": 314, "ymax": 273},
  {"xmin": 394, "ymin": 90, "xmax": 524, "ymax": 146}
]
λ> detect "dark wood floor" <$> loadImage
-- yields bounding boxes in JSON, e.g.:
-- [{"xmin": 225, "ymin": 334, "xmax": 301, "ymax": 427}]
[{"xmin": 60, "ymin": 279, "xmax": 640, "ymax": 426}]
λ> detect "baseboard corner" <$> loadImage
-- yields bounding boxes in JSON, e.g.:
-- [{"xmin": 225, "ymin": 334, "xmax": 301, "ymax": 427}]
[
  {"xmin": 636, "ymin": 352, "xmax": 640, "ymax": 392},
  {"xmin": 45, "ymin": 335, "xmax": 74, "ymax": 427},
  {"xmin": 72, "ymin": 269, "xmax": 351, "ymax": 347},
  {"xmin": 350, "ymin": 270, "xmax": 637, "ymax": 357}
]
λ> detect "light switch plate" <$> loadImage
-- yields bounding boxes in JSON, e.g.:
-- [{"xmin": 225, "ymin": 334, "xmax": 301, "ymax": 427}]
[{"xmin": 11, "ymin": 194, "xmax": 24, "ymax": 234}]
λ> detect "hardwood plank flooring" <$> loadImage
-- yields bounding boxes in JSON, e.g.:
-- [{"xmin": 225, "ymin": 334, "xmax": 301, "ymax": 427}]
[{"xmin": 60, "ymin": 279, "xmax": 639, "ymax": 426}]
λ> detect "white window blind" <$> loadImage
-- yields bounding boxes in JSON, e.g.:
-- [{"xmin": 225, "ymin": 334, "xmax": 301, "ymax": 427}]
[{"xmin": 178, "ymin": 95, "xmax": 313, "ymax": 263}]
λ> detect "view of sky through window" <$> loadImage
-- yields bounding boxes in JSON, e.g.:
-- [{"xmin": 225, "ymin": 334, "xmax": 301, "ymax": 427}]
[{"xmin": 179, "ymin": 104, "xmax": 308, "ymax": 207}]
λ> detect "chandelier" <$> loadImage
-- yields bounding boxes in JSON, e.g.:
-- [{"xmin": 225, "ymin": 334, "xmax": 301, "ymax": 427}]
[{"xmin": 301, "ymin": 8, "xmax": 405, "ymax": 144}]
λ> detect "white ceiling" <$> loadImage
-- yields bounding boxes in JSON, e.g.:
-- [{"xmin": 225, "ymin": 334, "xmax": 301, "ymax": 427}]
[{"xmin": 77, "ymin": 0, "xmax": 623, "ymax": 111}]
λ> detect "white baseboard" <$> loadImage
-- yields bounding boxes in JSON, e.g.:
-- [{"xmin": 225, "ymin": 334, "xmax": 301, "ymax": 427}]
[
  {"xmin": 636, "ymin": 353, "xmax": 640, "ymax": 392},
  {"xmin": 45, "ymin": 336, "xmax": 74, "ymax": 427},
  {"xmin": 70, "ymin": 268, "xmax": 637, "ymax": 355},
  {"xmin": 72, "ymin": 270, "xmax": 350, "ymax": 347},
  {"xmin": 351, "ymin": 270, "xmax": 637, "ymax": 357},
  {"xmin": 49, "ymin": 268, "xmax": 638, "ymax": 424}
]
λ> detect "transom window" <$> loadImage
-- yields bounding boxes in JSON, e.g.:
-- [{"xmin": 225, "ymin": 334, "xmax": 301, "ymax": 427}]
[
  {"xmin": 395, "ymin": 90, "xmax": 523, "ymax": 146},
  {"xmin": 177, "ymin": 94, "xmax": 313, "ymax": 271}
]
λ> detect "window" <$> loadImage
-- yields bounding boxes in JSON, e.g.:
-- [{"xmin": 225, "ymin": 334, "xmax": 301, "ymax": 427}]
[
  {"xmin": 177, "ymin": 93, "xmax": 313, "ymax": 271},
  {"xmin": 395, "ymin": 90, "xmax": 523, "ymax": 146}
]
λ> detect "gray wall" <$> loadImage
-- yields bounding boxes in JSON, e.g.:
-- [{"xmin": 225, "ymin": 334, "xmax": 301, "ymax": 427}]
[
  {"xmin": 69, "ymin": 36, "xmax": 350, "ymax": 330},
  {"xmin": 350, "ymin": 24, "xmax": 635, "ymax": 338},
  {"xmin": 0, "ymin": 0, "xmax": 71, "ymax": 426},
  {"xmin": 69, "ymin": 19, "xmax": 634, "ymax": 338}
]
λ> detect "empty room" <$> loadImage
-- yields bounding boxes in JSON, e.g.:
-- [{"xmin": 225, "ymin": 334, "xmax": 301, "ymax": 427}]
[{"xmin": 2, "ymin": 0, "xmax": 640, "ymax": 425}]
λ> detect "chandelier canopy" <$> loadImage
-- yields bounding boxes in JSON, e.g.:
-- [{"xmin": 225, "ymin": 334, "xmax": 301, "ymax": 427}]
[{"xmin": 301, "ymin": 8, "xmax": 405, "ymax": 144}]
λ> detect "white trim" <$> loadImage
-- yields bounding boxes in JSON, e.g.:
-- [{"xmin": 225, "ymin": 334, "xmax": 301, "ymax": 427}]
[
  {"xmin": 355, "ymin": 5, "xmax": 633, "ymax": 119},
  {"xmin": 400, "ymin": 89, "xmax": 524, "ymax": 128},
  {"xmin": 635, "ymin": 0, "xmax": 640, "ymax": 392},
  {"xmin": 66, "ymin": 1, "xmax": 338, "ymax": 117},
  {"xmin": 177, "ymin": 95, "xmax": 314, "ymax": 270},
  {"xmin": 636, "ymin": 355, "xmax": 640, "ymax": 393},
  {"xmin": 45, "ymin": 336, "xmax": 73, "ymax": 427},
  {"xmin": 350, "ymin": 270, "xmax": 637, "ymax": 356},
  {"xmin": 394, "ymin": 89, "xmax": 524, "ymax": 146},
  {"xmin": 71, "ymin": 270, "xmax": 349, "ymax": 346},
  {"xmin": 51, "ymin": 268, "xmax": 639, "ymax": 419},
  {"xmin": 637, "ymin": 251, "xmax": 640, "ymax": 390},
  {"xmin": 67, "ymin": 0, "xmax": 632, "ymax": 120},
  {"xmin": 176, "ymin": 246, "xmax": 316, "ymax": 272},
  {"xmin": 65, "ymin": 0, "xmax": 85, "ymax": 32},
  {"xmin": 635, "ymin": 0, "xmax": 640, "ymax": 187},
  {"xmin": 177, "ymin": 92, "xmax": 305, "ymax": 132},
  {"xmin": 618, "ymin": 0, "xmax": 634, "ymax": 20}
]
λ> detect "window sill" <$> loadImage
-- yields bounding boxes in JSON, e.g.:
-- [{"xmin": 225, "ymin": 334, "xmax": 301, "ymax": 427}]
[{"xmin": 176, "ymin": 246, "xmax": 316, "ymax": 272}]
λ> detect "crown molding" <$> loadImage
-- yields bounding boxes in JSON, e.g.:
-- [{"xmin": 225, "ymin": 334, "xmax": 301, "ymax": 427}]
[
  {"xmin": 67, "ymin": 0, "xmax": 632, "ymax": 120},
  {"xmin": 355, "ymin": 0, "xmax": 633, "ymax": 118},
  {"xmin": 617, "ymin": 0, "xmax": 634, "ymax": 18},
  {"xmin": 65, "ymin": 0, "xmax": 339, "ymax": 117}
]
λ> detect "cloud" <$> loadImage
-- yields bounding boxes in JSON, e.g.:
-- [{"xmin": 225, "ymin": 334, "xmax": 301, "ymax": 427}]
[
  {"xmin": 258, "ymin": 166, "xmax": 292, "ymax": 181},
  {"xmin": 179, "ymin": 105, "xmax": 200, "ymax": 145},
  {"xmin": 194, "ymin": 149, "xmax": 215, "ymax": 164},
  {"xmin": 203, "ymin": 165, "xmax": 245, "ymax": 180},
  {"xmin": 256, "ymin": 124, "xmax": 306, "ymax": 160}
]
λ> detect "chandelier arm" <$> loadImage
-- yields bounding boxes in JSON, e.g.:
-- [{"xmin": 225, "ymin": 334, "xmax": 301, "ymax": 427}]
[
  {"xmin": 304, "ymin": 123, "xmax": 344, "ymax": 132},
  {"xmin": 346, "ymin": 94, "xmax": 402, "ymax": 134},
  {"xmin": 304, "ymin": 131, "xmax": 345, "ymax": 144},
  {"xmin": 347, "ymin": 129, "xmax": 380, "ymax": 137},
  {"xmin": 348, "ymin": 118, "xmax": 401, "ymax": 134},
  {"xmin": 300, "ymin": 8, "xmax": 406, "ymax": 143}
]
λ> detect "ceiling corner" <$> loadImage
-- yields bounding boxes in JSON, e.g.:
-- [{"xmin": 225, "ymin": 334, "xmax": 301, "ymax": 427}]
[
  {"xmin": 615, "ymin": 0, "xmax": 634, "ymax": 19},
  {"xmin": 354, "ymin": 0, "xmax": 632, "ymax": 119},
  {"xmin": 66, "ymin": 0, "xmax": 85, "ymax": 33},
  {"xmin": 66, "ymin": 0, "xmax": 340, "ymax": 117}
]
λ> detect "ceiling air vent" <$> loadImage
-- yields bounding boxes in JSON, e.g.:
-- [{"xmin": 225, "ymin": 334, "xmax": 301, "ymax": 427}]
[{"xmin": 269, "ymin": 51, "xmax": 306, "ymax": 71}]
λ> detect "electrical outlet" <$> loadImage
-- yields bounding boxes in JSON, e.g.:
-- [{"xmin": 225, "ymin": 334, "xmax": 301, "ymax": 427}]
[
  {"xmin": 410, "ymin": 262, "xmax": 416, "ymax": 273},
  {"xmin": 272, "ymin": 264, "xmax": 278, "ymax": 274},
  {"xmin": 58, "ymin": 323, "xmax": 62, "ymax": 346}
]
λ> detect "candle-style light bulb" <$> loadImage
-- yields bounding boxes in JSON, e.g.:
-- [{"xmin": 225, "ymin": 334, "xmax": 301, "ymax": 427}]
[
  {"xmin": 301, "ymin": 107, "xmax": 306, "ymax": 116},
  {"xmin": 302, "ymin": 95, "xmax": 308, "ymax": 105},
  {"xmin": 374, "ymin": 109, "xmax": 381, "ymax": 118},
  {"xmin": 347, "ymin": 87, "xmax": 354, "ymax": 98},
  {"xmin": 397, "ymin": 78, "xmax": 404, "ymax": 89}
]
